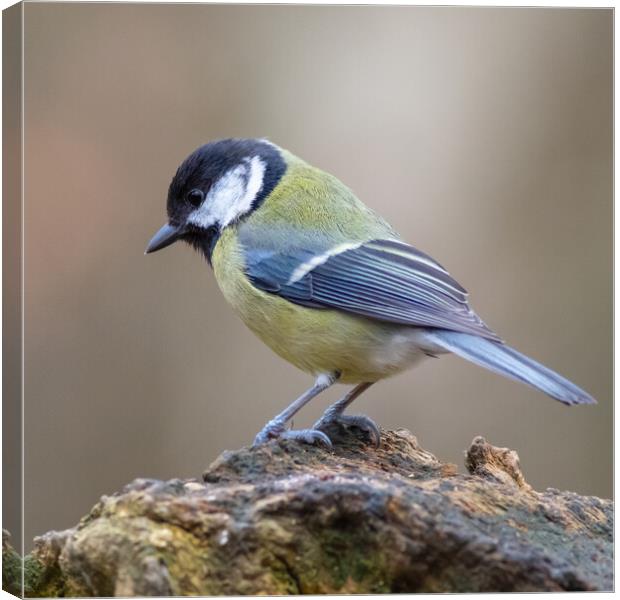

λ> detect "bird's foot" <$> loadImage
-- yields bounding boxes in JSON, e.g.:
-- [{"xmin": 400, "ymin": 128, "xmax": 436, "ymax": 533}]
[
  {"xmin": 252, "ymin": 420, "xmax": 332, "ymax": 449},
  {"xmin": 314, "ymin": 413, "xmax": 381, "ymax": 448}
]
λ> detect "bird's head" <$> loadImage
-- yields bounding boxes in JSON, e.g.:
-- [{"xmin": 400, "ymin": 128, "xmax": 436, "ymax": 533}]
[{"xmin": 145, "ymin": 138, "xmax": 286, "ymax": 260}]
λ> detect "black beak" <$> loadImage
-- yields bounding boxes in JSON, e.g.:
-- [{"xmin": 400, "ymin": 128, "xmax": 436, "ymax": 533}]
[{"xmin": 145, "ymin": 223, "xmax": 183, "ymax": 254}]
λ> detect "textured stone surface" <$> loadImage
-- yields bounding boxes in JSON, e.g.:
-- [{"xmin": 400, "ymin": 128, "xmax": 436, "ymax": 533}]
[{"xmin": 3, "ymin": 427, "xmax": 613, "ymax": 595}]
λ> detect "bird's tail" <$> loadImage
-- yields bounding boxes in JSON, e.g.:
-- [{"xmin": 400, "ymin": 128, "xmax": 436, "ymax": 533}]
[{"xmin": 423, "ymin": 330, "xmax": 596, "ymax": 406}]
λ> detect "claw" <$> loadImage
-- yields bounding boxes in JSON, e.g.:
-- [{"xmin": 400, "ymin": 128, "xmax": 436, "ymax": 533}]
[
  {"xmin": 315, "ymin": 414, "xmax": 381, "ymax": 448},
  {"xmin": 253, "ymin": 421, "xmax": 333, "ymax": 449},
  {"xmin": 252, "ymin": 419, "xmax": 286, "ymax": 447},
  {"xmin": 281, "ymin": 428, "xmax": 333, "ymax": 449},
  {"xmin": 343, "ymin": 415, "xmax": 381, "ymax": 449}
]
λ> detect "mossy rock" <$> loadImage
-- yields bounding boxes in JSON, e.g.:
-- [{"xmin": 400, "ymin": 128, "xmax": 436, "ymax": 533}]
[{"xmin": 2, "ymin": 429, "xmax": 613, "ymax": 596}]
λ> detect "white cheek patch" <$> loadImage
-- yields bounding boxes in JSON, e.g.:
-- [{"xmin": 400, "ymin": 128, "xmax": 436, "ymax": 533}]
[
  {"xmin": 230, "ymin": 156, "xmax": 265, "ymax": 224},
  {"xmin": 187, "ymin": 156, "xmax": 266, "ymax": 229}
]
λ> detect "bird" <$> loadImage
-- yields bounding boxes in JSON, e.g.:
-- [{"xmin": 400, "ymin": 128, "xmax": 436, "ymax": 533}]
[{"xmin": 146, "ymin": 138, "xmax": 595, "ymax": 449}]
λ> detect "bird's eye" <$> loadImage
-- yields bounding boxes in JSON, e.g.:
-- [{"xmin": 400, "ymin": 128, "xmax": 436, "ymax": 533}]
[{"xmin": 186, "ymin": 189, "xmax": 204, "ymax": 207}]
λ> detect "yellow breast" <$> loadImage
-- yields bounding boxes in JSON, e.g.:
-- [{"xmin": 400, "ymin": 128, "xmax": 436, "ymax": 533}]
[{"xmin": 211, "ymin": 229, "xmax": 427, "ymax": 383}]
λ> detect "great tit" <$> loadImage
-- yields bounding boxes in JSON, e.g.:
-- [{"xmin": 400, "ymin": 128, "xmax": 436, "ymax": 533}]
[{"xmin": 146, "ymin": 138, "xmax": 595, "ymax": 448}]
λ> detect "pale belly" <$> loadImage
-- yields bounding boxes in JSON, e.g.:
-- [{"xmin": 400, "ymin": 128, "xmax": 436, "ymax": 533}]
[
  {"xmin": 225, "ymin": 276, "xmax": 435, "ymax": 382},
  {"xmin": 244, "ymin": 303, "xmax": 433, "ymax": 383}
]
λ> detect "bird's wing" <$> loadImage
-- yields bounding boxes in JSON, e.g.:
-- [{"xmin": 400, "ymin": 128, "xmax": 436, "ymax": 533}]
[{"xmin": 244, "ymin": 237, "xmax": 501, "ymax": 341}]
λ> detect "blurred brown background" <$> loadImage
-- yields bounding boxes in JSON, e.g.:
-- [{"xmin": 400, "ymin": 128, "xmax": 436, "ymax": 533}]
[{"xmin": 21, "ymin": 5, "xmax": 611, "ymax": 550}]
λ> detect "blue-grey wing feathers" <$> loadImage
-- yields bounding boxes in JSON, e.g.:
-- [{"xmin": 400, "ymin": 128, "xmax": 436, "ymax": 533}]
[
  {"xmin": 244, "ymin": 237, "xmax": 595, "ymax": 406},
  {"xmin": 246, "ymin": 238, "xmax": 501, "ymax": 341}
]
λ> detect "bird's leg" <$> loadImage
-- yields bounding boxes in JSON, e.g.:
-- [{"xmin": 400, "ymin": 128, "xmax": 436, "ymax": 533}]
[
  {"xmin": 252, "ymin": 372, "xmax": 339, "ymax": 448},
  {"xmin": 313, "ymin": 382, "xmax": 381, "ymax": 447}
]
